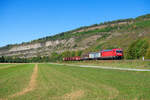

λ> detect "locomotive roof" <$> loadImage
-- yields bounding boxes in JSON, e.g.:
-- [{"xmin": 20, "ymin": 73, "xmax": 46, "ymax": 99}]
[{"xmin": 102, "ymin": 48, "xmax": 123, "ymax": 51}]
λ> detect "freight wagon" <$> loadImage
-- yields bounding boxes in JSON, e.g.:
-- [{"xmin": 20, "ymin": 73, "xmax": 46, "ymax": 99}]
[
  {"xmin": 63, "ymin": 56, "xmax": 81, "ymax": 61},
  {"xmin": 88, "ymin": 52, "xmax": 101, "ymax": 60},
  {"xmin": 63, "ymin": 48, "xmax": 123, "ymax": 61}
]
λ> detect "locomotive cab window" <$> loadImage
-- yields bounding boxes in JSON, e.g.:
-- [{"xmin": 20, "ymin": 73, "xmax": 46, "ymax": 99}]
[{"xmin": 116, "ymin": 50, "xmax": 122, "ymax": 53}]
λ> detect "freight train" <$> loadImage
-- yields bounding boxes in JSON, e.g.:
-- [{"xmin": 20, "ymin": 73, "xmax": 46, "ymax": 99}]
[{"xmin": 63, "ymin": 48, "xmax": 123, "ymax": 61}]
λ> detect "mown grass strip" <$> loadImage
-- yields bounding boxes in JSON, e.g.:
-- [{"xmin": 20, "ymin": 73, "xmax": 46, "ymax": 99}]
[
  {"xmin": 10, "ymin": 64, "xmax": 38, "ymax": 98},
  {"xmin": 0, "ymin": 64, "xmax": 34, "ymax": 99}
]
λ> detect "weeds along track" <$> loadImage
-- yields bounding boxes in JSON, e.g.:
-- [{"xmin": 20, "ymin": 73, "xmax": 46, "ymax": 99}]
[{"xmin": 50, "ymin": 63, "xmax": 150, "ymax": 72}]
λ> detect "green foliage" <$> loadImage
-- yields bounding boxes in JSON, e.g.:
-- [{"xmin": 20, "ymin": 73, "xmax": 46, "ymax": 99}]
[
  {"xmin": 95, "ymin": 43, "xmax": 104, "ymax": 50},
  {"xmin": 61, "ymin": 51, "xmax": 72, "ymax": 57},
  {"xmin": 135, "ymin": 14, "xmax": 150, "ymax": 21},
  {"xmin": 145, "ymin": 48, "xmax": 150, "ymax": 59},
  {"xmin": 60, "ymin": 50, "xmax": 82, "ymax": 58},
  {"xmin": 0, "ymin": 56, "xmax": 51, "ymax": 63},
  {"xmin": 75, "ymin": 50, "xmax": 82, "ymax": 56},
  {"xmin": 126, "ymin": 39, "xmax": 149, "ymax": 59},
  {"xmin": 133, "ymin": 20, "xmax": 150, "ymax": 29},
  {"xmin": 0, "ymin": 45, "xmax": 14, "ymax": 50},
  {"xmin": 50, "ymin": 52, "xmax": 61, "ymax": 62}
]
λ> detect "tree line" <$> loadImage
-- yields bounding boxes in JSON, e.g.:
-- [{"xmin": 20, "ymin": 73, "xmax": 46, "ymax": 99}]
[{"xmin": 0, "ymin": 50, "xmax": 83, "ymax": 63}]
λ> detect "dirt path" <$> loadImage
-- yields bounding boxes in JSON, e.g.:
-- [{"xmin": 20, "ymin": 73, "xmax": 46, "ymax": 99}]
[
  {"xmin": 10, "ymin": 64, "xmax": 38, "ymax": 98},
  {"xmin": 0, "ymin": 98, "xmax": 8, "ymax": 100},
  {"xmin": 63, "ymin": 90, "xmax": 84, "ymax": 100}
]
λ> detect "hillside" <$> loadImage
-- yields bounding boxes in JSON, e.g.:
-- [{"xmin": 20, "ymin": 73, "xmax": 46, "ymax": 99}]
[{"xmin": 0, "ymin": 14, "xmax": 150, "ymax": 60}]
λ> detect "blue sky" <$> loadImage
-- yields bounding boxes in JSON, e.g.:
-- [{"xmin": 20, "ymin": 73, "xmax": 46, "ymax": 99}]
[{"xmin": 0, "ymin": 0, "xmax": 150, "ymax": 47}]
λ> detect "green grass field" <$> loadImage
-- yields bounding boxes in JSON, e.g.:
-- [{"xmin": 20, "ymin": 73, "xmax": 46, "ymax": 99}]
[
  {"xmin": 60, "ymin": 60, "xmax": 150, "ymax": 69},
  {"xmin": 0, "ymin": 63, "xmax": 150, "ymax": 100}
]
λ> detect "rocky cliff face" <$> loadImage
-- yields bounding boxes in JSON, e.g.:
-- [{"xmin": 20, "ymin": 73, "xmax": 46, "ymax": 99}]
[
  {"xmin": 0, "ymin": 37, "xmax": 90, "ymax": 58},
  {"xmin": 0, "ymin": 31, "xmax": 103, "ymax": 58},
  {"xmin": 9, "ymin": 43, "xmax": 42, "ymax": 52}
]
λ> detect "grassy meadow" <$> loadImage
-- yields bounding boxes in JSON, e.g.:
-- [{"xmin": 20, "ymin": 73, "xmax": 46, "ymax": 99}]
[
  {"xmin": 0, "ymin": 63, "xmax": 150, "ymax": 100},
  {"xmin": 60, "ymin": 60, "xmax": 150, "ymax": 69}
]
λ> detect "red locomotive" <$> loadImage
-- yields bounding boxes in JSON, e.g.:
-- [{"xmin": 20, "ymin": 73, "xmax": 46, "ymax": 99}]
[
  {"xmin": 101, "ymin": 48, "xmax": 123, "ymax": 59},
  {"xmin": 63, "ymin": 48, "xmax": 123, "ymax": 61}
]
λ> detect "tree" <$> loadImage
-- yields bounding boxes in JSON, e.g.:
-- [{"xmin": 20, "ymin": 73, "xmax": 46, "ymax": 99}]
[
  {"xmin": 50, "ymin": 52, "xmax": 61, "ymax": 62},
  {"xmin": 0, "ymin": 56, "xmax": 5, "ymax": 62},
  {"xmin": 61, "ymin": 51, "xmax": 72, "ymax": 57},
  {"xmin": 75, "ymin": 50, "xmax": 82, "ymax": 56}
]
